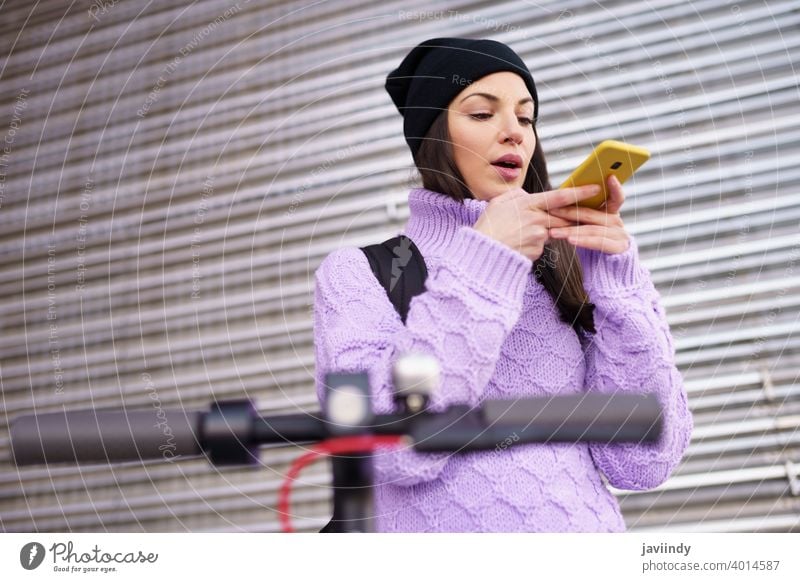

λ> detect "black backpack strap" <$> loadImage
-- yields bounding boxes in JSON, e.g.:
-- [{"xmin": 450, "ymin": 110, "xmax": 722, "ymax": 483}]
[
  {"xmin": 359, "ymin": 235, "xmax": 428, "ymax": 325},
  {"xmin": 319, "ymin": 236, "xmax": 427, "ymax": 532}
]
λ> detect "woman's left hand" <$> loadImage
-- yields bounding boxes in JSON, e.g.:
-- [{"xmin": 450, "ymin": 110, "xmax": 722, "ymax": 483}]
[{"xmin": 546, "ymin": 174, "xmax": 631, "ymax": 254}]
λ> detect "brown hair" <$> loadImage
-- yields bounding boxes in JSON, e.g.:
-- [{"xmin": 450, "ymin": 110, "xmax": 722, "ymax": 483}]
[{"xmin": 410, "ymin": 111, "xmax": 596, "ymax": 335}]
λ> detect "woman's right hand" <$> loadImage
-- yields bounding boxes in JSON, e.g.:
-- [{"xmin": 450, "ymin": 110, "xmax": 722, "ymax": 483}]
[{"xmin": 472, "ymin": 184, "xmax": 603, "ymax": 261}]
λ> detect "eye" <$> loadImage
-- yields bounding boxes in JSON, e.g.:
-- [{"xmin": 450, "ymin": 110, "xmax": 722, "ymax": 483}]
[{"xmin": 469, "ymin": 113, "xmax": 534, "ymax": 126}]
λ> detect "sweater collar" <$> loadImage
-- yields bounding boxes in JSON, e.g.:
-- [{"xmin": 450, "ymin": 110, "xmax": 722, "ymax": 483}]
[{"xmin": 400, "ymin": 187, "xmax": 489, "ymax": 252}]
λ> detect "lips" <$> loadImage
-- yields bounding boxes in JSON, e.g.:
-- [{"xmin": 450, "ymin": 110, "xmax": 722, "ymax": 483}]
[
  {"xmin": 490, "ymin": 153, "xmax": 523, "ymax": 181},
  {"xmin": 491, "ymin": 153, "xmax": 523, "ymax": 169},
  {"xmin": 491, "ymin": 164, "xmax": 521, "ymax": 181}
]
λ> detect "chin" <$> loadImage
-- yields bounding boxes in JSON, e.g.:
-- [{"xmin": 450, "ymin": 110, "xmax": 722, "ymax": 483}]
[
  {"xmin": 471, "ymin": 180, "xmax": 520, "ymax": 201},
  {"xmin": 470, "ymin": 191, "xmax": 493, "ymax": 202}
]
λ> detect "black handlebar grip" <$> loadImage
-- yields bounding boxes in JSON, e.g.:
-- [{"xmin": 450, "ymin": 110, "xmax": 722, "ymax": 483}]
[
  {"xmin": 10, "ymin": 408, "xmax": 204, "ymax": 466},
  {"xmin": 482, "ymin": 392, "xmax": 662, "ymax": 442}
]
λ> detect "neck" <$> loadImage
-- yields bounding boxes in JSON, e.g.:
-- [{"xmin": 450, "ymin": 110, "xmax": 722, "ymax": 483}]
[{"xmin": 401, "ymin": 187, "xmax": 489, "ymax": 254}]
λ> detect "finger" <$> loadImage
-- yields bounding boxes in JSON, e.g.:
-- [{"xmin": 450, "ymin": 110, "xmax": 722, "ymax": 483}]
[
  {"xmin": 604, "ymin": 175, "xmax": 625, "ymax": 215},
  {"xmin": 542, "ymin": 214, "xmax": 578, "ymax": 228},
  {"xmin": 548, "ymin": 205, "xmax": 622, "ymax": 225},
  {"xmin": 530, "ymin": 184, "xmax": 602, "ymax": 211},
  {"xmin": 558, "ymin": 234, "xmax": 630, "ymax": 254},
  {"xmin": 549, "ymin": 225, "xmax": 620, "ymax": 238},
  {"xmin": 483, "ymin": 188, "xmax": 530, "ymax": 204}
]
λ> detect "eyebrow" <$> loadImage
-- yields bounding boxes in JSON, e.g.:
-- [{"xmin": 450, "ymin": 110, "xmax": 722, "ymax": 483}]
[{"xmin": 460, "ymin": 92, "xmax": 534, "ymax": 106}]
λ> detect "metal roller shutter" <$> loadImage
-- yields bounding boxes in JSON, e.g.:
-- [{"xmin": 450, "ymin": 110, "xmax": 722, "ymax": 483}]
[{"xmin": 0, "ymin": 0, "xmax": 797, "ymax": 532}]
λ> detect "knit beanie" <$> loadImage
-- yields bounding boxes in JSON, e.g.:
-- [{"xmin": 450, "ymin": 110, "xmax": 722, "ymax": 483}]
[{"xmin": 385, "ymin": 37, "xmax": 539, "ymax": 159}]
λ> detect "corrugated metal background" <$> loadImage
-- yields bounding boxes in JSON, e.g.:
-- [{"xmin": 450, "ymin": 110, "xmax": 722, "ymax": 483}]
[{"xmin": 0, "ymin": 0, "xmax": 798, "ymax": 532}]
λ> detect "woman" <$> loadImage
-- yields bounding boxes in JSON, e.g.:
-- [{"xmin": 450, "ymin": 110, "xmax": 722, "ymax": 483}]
[{"xmin": 313, "ymin": 37, "xmax": 693, "ymax": 532}]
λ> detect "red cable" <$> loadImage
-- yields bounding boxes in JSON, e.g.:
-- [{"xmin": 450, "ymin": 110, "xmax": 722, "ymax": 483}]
[{"xmin": 278, "ymin": 434, "xmax": 405, "ymax": 533}]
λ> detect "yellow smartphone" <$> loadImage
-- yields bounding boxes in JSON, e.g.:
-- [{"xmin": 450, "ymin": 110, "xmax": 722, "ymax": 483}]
[{"xmin": 558, "ymin": 140, "xmax": 651, "ymax": 209}]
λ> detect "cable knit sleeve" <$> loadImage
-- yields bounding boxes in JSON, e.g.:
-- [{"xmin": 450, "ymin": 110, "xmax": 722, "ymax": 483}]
[
  {"xmin": 313, "ymin": 225, "xmax": 532, "ymax": 487},
  {"xmin": 576, "ymin": 235, "xmax": 693, "ymax": 491}
]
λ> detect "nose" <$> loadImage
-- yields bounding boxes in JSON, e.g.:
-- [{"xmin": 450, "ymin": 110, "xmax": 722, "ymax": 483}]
[{"xmin": 497, "ymin": 111, "xmax": 524, "ymax": 145}]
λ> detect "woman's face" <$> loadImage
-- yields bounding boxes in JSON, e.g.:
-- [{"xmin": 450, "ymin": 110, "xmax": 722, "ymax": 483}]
[{"xmin": 447, "ymin": 71, "xmax": 536, "ymax": 201}]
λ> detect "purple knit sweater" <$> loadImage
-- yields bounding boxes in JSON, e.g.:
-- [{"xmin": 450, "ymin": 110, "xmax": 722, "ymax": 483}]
[{"xmin": 313, "ymin": 187, "xmax": 693, "ymax": 532}]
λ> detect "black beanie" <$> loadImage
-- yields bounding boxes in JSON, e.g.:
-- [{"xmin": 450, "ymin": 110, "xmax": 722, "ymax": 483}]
[{"xmin": 385, "ymin": 37, "xmax": 539, "ymax": 159}]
